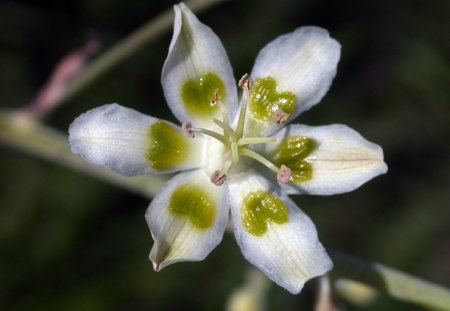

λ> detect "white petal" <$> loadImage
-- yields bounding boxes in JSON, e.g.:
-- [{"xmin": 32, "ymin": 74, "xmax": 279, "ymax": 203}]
[
  {"xmin": 227, "ymin": 172, "xmax": 332, "ymax": 294},
  {"xmin": 146, "ymin": 169, "xmax": 228, "ymax": 271},
  {"xmin": 249, "ymin": 26, "xmax": 340, "ymax": 123},
  {"xmin": 69, "ymin": 104, "xmax": 206, "ymax": 176},
  {"xmin": 162, "ymin": 3, "xmax": 238, "ymax": 129},
  {"xmin": 265, "ymin": 124, "xmax": 388, "ymax": 195}
]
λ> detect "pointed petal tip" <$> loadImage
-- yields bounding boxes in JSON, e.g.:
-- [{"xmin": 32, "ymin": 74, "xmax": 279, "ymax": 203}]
[
  {"xmin": 150, "ymin": 245, "xmax": 170, "ymax": 272},
  {"xmin": 284, "ymin": 253, "xmax": 333, "ymax": 295},
  {"xmin": 287, "ymin": 283, "xmax": 305, "ymax": 295},
  {"xmin": 379, "ymin": 160, "xmax": 388, "ymax": 175},
  {"xmin": 152, "ymin": 257, "xmax": 169, "ymax": 272},
  {"xmin": 152, "ymin": 261, "xmax": 161, "ymax": 272},
  {"xmin": 175, "ymin": 2, "xmax": 188, "ymax": 10},
  {"xmin": 173, "ymin": 2, "xmax": 192, "ymax": 23},
  {"xmin": 369, "ymin": 146, "xmax": 389, "ymax": 177},
  {"xmin": 150, "ymin": 250, "xmax": 169, "ymax": 272}
]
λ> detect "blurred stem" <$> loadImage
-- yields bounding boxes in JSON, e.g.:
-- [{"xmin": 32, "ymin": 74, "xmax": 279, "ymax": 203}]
[
  {"xmin": 0, "ymin": 110, "xmax": 167, "ymax": 199},
  {"xmin": 60, "ymin": 0, "xmax": 229, "ymax": 104},
  {"xmin": 1, "ymin": 110, "xmax": 449, "ymax": 310},
  {"xmin": 331, "ymin": 251, "xmax": 450, "ymax": 310}
]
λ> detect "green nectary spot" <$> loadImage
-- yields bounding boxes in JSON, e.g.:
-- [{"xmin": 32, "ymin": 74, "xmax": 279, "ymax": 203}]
[
  {"xmin": 241, "ymin": 191, "xmax": 289, "ymax": 236},
  {"xmin": 249, "ymin": 77, "xmax": 296, "ymax": 121},
  {"xmin": 147, "ymin": 121, "xmax": 188, "ymax": 171},
  {"xmin": 170, "ymin": 184, "xmax": 216, "ymax": 229},
  {"xmin": 181, "ymin": 72, "xmax": 226, "ymax": 118},
  {"xmin": 274, "ymin": 136, "xmax": 317, "ymax": 183}
]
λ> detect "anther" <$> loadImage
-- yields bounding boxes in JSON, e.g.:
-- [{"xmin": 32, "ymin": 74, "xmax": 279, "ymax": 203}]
[
  {"xmin": 210, "ymin": 88, "xmax": 219, "ymax": 105},
  {"xmin": 238, "ymin": 73, "xmax": 253, "ymax": 90},
  {"xmin": 210, "ymin": 170, "xmax": 227, "ymax": 186},
  {"xmin": 277, "ymin": 165, "xmax": 292, "ymax": 184},
  {"xmin": 181, "ymin": 122, "xmax": 195, "ymax": 138},
  {"xmin": 274, "ymin": 109, "xmax": 290, "ymax": 124}
]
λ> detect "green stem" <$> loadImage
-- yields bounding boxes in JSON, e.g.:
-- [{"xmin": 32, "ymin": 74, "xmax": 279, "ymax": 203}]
[
  {"xmin": 0, "ymin": 110, "xmax": 167, "ymax": 199},
  {"xmin": 60, "ymin": 0, "xmax": 230, "ymax": 104},
  {"xmin": 330, "ymin": 250, "xmax": 450, "ymax": 310}
]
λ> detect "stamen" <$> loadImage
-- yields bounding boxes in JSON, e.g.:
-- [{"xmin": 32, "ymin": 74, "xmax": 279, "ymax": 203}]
[
  {"xmin": 231, "ymin": 142, "xmax": 239, "ymax": 163},
  {"xmin": 218, "ymin": 100, "xmax": 229, "ymax": 125},
  {"xmin": 210, "ymin": 88, "xmax": 230, "ymax": 127},
  {"xmin": 273, "ymin": 109, "xmax": 290, "ymax": 124},
  {"xmin": 222, "ymin": 158, "xmax": 233, "ymax": 173},
  {"xmin": 210, "ymin": 88, "xmax": 219, "ymax": 106},
  {"xmin": 193, "ymin": 127, "xmax": 225, "ymax": 144},
  {"xmin": 181, "ymin": 122, "xmax": 195, "ymax": 138},
  {"xmin": 239, "ymin": 148, "xmax": 279, "ymax": 173},
  {"xmin": 277, "ymin": 165, "xmax": 292, "ymax": 184},
  {"xmin": 238, "ymin": 73, "xmax": 253, "ymax": 90},
  {"xmin": 210, "ymin": 170, "xmax": 226, "ymax": 186},
  {"xmin": 236, "ymin": 73, "xmax": 253, "ymax": 138},
  {"xmin": 213, "ymin": 118, "xmax": 236, "ymax": 141},
  {"xmin": 238, "ymin": 137, "xmax": 276, "ymax": 146}
]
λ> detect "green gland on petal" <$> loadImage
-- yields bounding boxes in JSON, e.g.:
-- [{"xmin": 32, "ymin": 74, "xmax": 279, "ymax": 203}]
[
  {"xmin": 274, "ymin": 136, "xmax": 316, "ymax": 183},
  {"xmin": 249, "ymin": 77, "xmax": 296, "ymax": 121},
  {"xmin": 170, "ymin": 184, "xmax": 216, "ymax": 229},
  {"xmin": 181, "ymin": 72, "xmax": 226, "ymax": 118},
  {"xmin": 241, "ymin": 191, "xmax": 289, "ymax": 236},
  {"xmin": 147, "ymin": 121, "xmax": 188, "ymax": 171}
]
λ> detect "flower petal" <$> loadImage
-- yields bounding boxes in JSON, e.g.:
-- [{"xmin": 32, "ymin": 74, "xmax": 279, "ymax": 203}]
[
  {"xmin": 264, "ymin": 124, "xmax": 388, "ymax": 195},
  {"xmin": 69, "ymin": 104, "xmax": 206, "ymax": 176},
  {"xmin": 146, "ymin": 169, "xmax": 228, "ymax": 271},
  {"xmin": 227, "ymin": 172, "xmax": 332, "ymax": 294},
  {"xmin": 161, "ymin": 3, "xmax": 238, "ymax": 129},
  {"xmin": 248, "ymin": 26, "xmax": 340, "ymax": 128}
]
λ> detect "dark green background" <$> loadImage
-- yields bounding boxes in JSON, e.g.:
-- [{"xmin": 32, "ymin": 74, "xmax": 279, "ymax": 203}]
[{"xmin": 1, "ymin": 0, "xmax": 449, "ymax": 310}]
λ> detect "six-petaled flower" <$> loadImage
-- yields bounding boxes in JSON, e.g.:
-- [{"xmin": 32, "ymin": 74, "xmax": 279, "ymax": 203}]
[{"xmin": 69, "ymin": 3, "xmax": 387, "ymax": 294}]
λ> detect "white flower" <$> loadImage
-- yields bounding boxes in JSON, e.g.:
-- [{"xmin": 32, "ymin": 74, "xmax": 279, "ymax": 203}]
[{"xmin": 68, "ymin": 3, "xmax": 387, "ymax": 294}]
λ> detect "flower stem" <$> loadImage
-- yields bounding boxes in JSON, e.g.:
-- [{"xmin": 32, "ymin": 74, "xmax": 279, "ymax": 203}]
[
  {"xmin": 59, "ymin": 0, "xmax": 230, "ymax": 104},
  {"xmin": 330, "ymin": 250, "xmax": 450, "ymax": 310}
]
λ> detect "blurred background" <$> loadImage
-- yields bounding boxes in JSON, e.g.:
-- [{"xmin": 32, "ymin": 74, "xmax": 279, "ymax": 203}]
[{"xmin": 0, "ymin": 0, "xmax": 449, "ymax": 310}]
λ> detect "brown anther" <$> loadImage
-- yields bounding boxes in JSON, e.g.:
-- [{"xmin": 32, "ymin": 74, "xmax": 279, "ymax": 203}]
[
  {"xmin": 277, "ymin": 165, "xmax": 292, "ymax": 184},
  {"xmin": 210, "ymin": 88, "xmax": 219, "ymax": 105},
  {"xmin": 210, "ymin": 170, "xmax": 227, "ymax": 186},
  {"xmin": 274, "ymin": 109, "xmax": 290, "ymax": 124},
  {"xmin": 238, "ymin": 73, "xmax": 253, "ymax": 90},
  {"xmin": 181, "ymin": 122, "xmax": 195, "ymax": 138}
]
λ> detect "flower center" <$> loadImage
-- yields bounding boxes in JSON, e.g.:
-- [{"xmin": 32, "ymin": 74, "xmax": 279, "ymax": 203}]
[{"xmin": 183, "ymin": 74, "xmax": 292, "ymax": 186}]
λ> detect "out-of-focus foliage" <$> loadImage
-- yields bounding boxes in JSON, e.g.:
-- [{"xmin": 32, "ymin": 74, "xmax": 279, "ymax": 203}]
[{"xmin": 0, "ymin": 0, "xmax": 449, "ymax": 310}]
